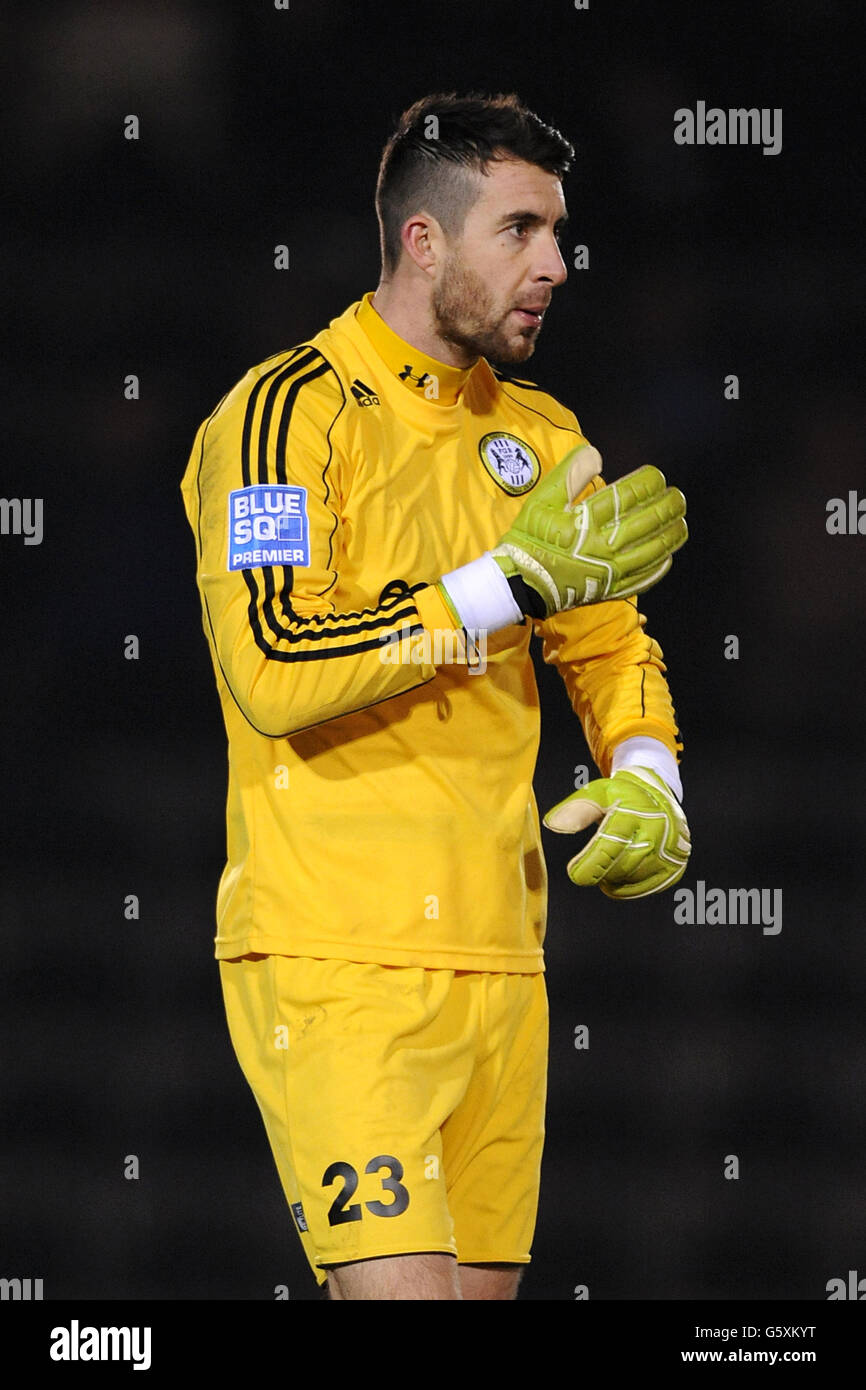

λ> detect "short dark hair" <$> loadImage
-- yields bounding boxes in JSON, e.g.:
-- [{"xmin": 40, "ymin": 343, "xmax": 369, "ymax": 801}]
[{"xmin": 375, "ymin": 92, "xmax": 574, "ymax": 277}]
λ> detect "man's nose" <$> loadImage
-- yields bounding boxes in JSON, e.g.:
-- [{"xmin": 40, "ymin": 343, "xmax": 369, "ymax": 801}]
[{"xmin": 536, "ymin": 236, "xmax": 568, "ymax": 286}]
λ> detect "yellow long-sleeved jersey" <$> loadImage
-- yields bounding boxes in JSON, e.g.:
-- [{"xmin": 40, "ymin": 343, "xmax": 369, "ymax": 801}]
[{"xmin": 181, "ymin": 292, "xmax": 681, "ymax": 971}]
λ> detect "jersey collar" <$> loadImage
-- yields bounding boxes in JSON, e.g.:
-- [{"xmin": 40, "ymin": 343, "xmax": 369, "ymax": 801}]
[{"xmin": 355, "ymin": 292, "xmax": 476, "ymax": 406}]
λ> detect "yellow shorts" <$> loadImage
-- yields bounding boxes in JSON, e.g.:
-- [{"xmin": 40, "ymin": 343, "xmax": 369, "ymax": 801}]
[{"xmin": 219, "ymin": 954, "xmax": 548, "ymax": 1286}]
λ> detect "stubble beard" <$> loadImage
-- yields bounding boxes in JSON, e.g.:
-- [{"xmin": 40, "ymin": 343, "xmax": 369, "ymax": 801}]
[{"xmin": 431, "ymin": 252, "xmax": 539, "ymax": 366}]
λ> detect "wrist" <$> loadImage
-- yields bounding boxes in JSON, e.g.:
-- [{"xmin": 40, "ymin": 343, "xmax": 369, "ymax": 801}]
[
  {"xmin": 439, "ymin": 552, "xmax": 524, "ymax": 634},
  {"xmin": 611, "ymin": 736, "xmax": 683, "ymax": 803}
]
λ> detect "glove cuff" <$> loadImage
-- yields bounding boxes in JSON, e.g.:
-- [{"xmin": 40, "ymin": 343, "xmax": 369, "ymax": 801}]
[
  {"xmin": 611, "ymin": 736, "xmax": 683, "ymax": 803},
  {"xmin": 504, "ymin": 571, "xmax": 547, "ymax": 621},
  {"xmin": 439, "ymin": 552, "xmax": 524, "ymax": 634}
]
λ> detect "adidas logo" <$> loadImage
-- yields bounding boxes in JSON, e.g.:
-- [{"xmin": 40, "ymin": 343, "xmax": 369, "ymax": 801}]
[{"xmin": 350, "ymin": 378, "xmax": 380, "ymax": 407}]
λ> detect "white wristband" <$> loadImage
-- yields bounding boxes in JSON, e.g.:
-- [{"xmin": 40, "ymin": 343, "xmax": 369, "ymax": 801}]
[
  {"xmin": 440, "ymin": 552, "xmax": 523, "ymax": 634},
  {"xmin": 611, "ymin": 736, "xmax": 683, "ymax": 803}
]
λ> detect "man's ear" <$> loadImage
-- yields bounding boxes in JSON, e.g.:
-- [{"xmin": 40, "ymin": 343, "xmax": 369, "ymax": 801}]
[{"xmin": 401, "ymin": 211, "xmax": 443, "ymax": 274}]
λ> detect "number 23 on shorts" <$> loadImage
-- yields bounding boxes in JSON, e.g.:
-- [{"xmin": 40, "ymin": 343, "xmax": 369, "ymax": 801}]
[{"xmin": 323, "ymin": 1154, "xmax": 410, "ymax": 1225}]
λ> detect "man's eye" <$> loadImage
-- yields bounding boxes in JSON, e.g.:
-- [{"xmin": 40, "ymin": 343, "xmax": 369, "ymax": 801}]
[{"xmin": 510, "ymin": 224, "xmax": 529, "ymax": 238}]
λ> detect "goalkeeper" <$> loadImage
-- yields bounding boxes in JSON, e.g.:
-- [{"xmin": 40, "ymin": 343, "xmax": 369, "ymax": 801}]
[{"xmin": 182, "ymin": 90, "xmax": 691, "ymax": 1302}]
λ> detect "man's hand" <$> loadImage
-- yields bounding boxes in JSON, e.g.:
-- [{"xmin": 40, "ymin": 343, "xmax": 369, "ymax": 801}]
[
  {"xmin": 543, "ymin": 766, "xmax": 691, "ymax": 898},
  {"xmin": 433, "ymin": 443, "xmax": 687, "ymax": 637},
  {"xmin": 491, "ymin": 444, "xmax": 688, "ymax": 619}
]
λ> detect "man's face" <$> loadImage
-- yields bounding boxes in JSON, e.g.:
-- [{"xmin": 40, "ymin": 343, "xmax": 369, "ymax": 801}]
[{"xmin": 430, "ymin": 157, "xmax": 568, "ymax": 366}]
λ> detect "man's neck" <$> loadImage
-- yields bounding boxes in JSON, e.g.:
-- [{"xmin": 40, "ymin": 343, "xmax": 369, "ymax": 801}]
[{"xmin": 371, "ymin": 280, "xmax": 478, "ymax": 370}]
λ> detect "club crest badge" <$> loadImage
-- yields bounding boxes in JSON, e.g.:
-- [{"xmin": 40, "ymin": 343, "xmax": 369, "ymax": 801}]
[{"xmin": 478, "ymin": 432, "xmax": 540, "ymax": 495}]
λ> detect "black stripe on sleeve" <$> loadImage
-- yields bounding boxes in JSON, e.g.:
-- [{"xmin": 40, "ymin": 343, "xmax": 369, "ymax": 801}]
[
  {"xmin": 238, "ymin": 349, "xmax": 423, "ymax": 662},
  {"xmin": 240, "ymin": 347, "xmax": 311, "ymax": 488},
  {"xmin": 255, "ymin": 350, "xmax": 322, "ymax": 485}
]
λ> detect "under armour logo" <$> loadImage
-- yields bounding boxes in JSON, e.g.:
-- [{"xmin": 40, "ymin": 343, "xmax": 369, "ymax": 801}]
[{"xmin": 398, "ymin": 365, "xmax": 430, "ymax": 389}]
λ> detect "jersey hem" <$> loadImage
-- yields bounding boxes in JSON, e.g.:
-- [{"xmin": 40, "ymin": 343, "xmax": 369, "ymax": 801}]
[{"xmin": 214, "ymin": 933, "xmax": 545, "ymax": 973}]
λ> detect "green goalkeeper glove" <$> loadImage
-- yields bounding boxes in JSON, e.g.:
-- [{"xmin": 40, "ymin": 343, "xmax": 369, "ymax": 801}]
[
  {"xmin": 492, "ymin": 444, "xmax": 687, "ymax": 618},
  {"xmin": 436, "ymin": 445, "xmax": 687, "ymax": 632},
  {"xmin": 543, "ymin": 766, "xmax": 691, "ymax": 899}
]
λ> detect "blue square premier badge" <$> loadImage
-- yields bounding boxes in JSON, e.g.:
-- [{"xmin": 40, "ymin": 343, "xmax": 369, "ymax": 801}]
[{"xmin": 227, "ymin": 485, "xmax": 310, "ymax": 571}]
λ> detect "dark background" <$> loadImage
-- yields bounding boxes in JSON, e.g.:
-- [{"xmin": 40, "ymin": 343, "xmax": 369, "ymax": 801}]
[{"xmin": 2, "ymin": 0, "xmax": 864, "ymax": 1302}]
